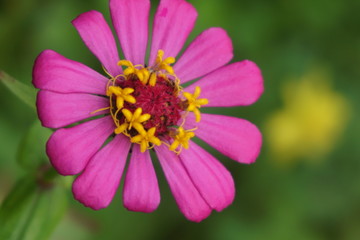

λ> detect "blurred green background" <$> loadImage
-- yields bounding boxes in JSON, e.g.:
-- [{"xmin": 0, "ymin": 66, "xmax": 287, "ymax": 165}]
[{"xmin": 1, "ymin": 0, "xmax": 360, "ymax": 239}]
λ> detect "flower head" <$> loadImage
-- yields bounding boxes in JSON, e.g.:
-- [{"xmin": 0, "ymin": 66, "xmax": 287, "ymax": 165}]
[
  {"xmin": 266, "ymin": 68, "xmax": 350, "ymax": 165},
  {"xmin": 33, "ymin": 0, "xmax": 263, "ymax": 222}
]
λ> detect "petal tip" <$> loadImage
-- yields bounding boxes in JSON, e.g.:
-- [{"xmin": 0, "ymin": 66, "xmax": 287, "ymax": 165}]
[
  {"xmin": 35, "ymin": 91, "xmax": 49, "ymax": 128},
  {"xmin": 32, "ymin": 49, "xmax": 57, "ymax": 89},
  {"xmin": 123, "ymin": 201, "xmax": 160, "ymax": 213},
  {"xmin": 72, "ymin": 180, "xmax": 110, "ymax": 210},
  {"xmin": 46, "ymin": 135, "xmax": 77, "ymax": 176},
  {"xmin": 185, "ymin": 210, "xmax": 212, "ymax": 223},
  {"xmin": 71, "ymin": 10, "xmax": 102, "ymax": 26},
  {"xmin": 240, "ymin": 123, "xmax": 263, "ymax": 164},
  {"xmin": 241, "ymin": 60, "xmax": 264, "ymax": 105}
]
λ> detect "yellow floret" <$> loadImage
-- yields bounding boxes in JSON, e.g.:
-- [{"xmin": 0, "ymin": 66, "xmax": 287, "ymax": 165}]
[
  {"xmin": 131, "ymin": 127, "xmax": 162, "ymax": 153},
  {"xmin": 183, "ymin": 86, "xmax": 209, "ymax": 122},
  {"xmin": 169, "ymin": 127, "xmax": 196, "ymax": 153}
]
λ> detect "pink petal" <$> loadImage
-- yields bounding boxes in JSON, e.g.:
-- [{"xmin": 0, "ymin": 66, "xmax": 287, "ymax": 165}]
[
  {"xmin": 72, "ymin": 134, "xmax": 130, "ymax": 210},
  {"xmin": 186, "ymin": 113, "xmax": 262, "ymax": 164},
  {"xmin": 149, "ymin": 0, "xmax": 197, "ymax": 64},
  {"xmin": 47, "ymin": 116, "xmax": 115, "ymax": 175},
  {"xmin": 180, "ymin": 141, "xmax": 235, "ymax": 211},
  {"xmin": 184, "ymin": 60, "xmax": 264, "ymax": 106},
  {"xmin": 155, "ymin": 144, "xmax": 211, "ymax": 222},
  {"xmin": 33, "ymin": 50, "xmax": 108, "ymax": 94},
  {"xmin": 123, "ymin": 145, "xmax": 160, "ymax": 213},
  {"xmin": 72, "ymin": 10, "xmax": 121, "ymax": 76},
  {"xmin": 174, "ymin": 28, "xmax": 233, "ymax": 83},
  {"xmin": 37, "ymin": 90, "xmax": 109, "ymax": 129},
  {"xmin": 110, "ymin": 0, "xmax": 150, "ymax": 65}
]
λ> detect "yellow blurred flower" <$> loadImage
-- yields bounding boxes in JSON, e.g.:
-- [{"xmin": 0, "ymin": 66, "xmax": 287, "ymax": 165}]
[{"xmin": 266, "ymin": 68, "xmax": 350, "ymax": 165}]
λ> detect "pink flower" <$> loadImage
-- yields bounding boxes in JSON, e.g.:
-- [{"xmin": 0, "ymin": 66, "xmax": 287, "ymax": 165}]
[{"xmin": 32, "ymin": 0, "xmax": 263, "ymax": 222}]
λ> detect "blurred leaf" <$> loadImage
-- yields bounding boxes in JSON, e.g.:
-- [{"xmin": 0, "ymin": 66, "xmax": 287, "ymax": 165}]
[
  {"xmin": 21, "ymin": 184, "xmax": 68, "ymax": 240},
  {"xmin": 0, "ymin": 177, "xmax": 37, "ymax": 240},
  {"xmin": 0, "ymin": 70, "xmax": 36, "ymax": 110},
  {"xmin": 17, "ymin": 121, "xmax": 52, "ymax": 170},
  {"xmin": 0, "ymin": 176, "xmax": 68, "ymax": 240}
]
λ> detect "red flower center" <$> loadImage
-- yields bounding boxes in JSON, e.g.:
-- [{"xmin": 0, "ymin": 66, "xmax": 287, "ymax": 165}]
[
  {"xmin": 113, "ymin": 75, "xmax": 184, "ymax": 137},
  {"xmin": 104, "ymin": 50, "xmax": 208, "ymax": 153}
]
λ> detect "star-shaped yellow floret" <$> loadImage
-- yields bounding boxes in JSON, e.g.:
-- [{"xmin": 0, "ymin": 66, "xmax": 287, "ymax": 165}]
[
  {"xmin": 130, "ymin": 127, "xmax": 161, "ymax": 153},
  {"xmin": 155, "ymin": 50, "xmax": 176, "ymax": 75},
  {"xmin": 107, "ymin": 86, "xmax": 136, "ymax": 110},
  {"xmin": 114, "ymin": 108, "xmax": 151, "ymax": 135},
  {"xmin": 183, "ymin": 86, "xmax": 209, "ymax": 122},
  {"xmin": 118, "ymin": 60, "xmax": 150, "ymax": 85},
  {"xmin": 169, "ymin": 127, "xmax": 195, "ymax": 153}
]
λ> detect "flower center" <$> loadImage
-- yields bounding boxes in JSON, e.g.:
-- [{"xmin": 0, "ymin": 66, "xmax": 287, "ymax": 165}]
[
  {"xmin": 115, "ymin": 75, "xmax": 183, "ymax": 136},
  {"xmin": 103, "ymin": 50, "xmax": 208, "ymax": 153}
]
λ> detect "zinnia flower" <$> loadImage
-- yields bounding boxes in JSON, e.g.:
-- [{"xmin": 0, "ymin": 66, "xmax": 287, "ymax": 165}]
[{"xmin": 33, "ymin": 0, "xmax": 263, "ymax": 222}]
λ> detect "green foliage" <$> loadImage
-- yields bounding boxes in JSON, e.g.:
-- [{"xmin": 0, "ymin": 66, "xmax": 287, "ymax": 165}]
[
  {"xmin": 17, "ymin": 121, "xmax": 53, "ymax": 171},
  {"xmin": 0, "ymin": 71, "xmax": 36, "ymax": 110},
  {"xmin": 20, "ymin": 183, "xmax": 68, "ymax": 240},
  {"xmin": 0, "ymin": 176, "xmax": 68, "ymax": 240},
  {"xmin": 0, "ymin": 177, "xmax": 37, "ymax": 240}
]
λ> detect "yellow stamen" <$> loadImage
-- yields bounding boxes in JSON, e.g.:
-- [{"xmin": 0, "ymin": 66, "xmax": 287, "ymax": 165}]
[
  {"xmin": 90, "ymin": 106, "xmax": 111, "ymax": 115},
  {"xmin": 155, "ymin": 49, "xmax": 164, "ymax": 64},
  {"xmin": 183, "ymin": 86, "xmax": 209, "ymax": 122},
  {"xmin": 122, "ymin": 108, "xmax": 151, "ymax": 135},
  {"xmin": 160, "ymin": 64, "xmax": 174, "ymax": 75},
  {"xmin": 118, "ymin": 60, "xmax": 133, "ymax": 68},
  {"xmin": 107, "ymin": 86, "xmax": 136, "ymax": 110},
  {"xmin": 169, "ymin": 127, "xmax": 195, "ymax": 154},
  {"xmin": 149, "ymin": 73, "xmax": 157, "ymax": 86},
  {"xmin": 153, "ymin": 50, "xmax": 176, "ymax": 81},
  {"xmin": 118, "ymin": 60, "xmax": 151, "ymax": 84},
  {"xmin": 101, "ymin": 65, "xmax": 125, "ymax": 81},
  {"xmin": 131, "ymin": 127, "xmax": 162, "ymax": 153},
  {"xmin": 114, "ymin": 123, "xmax": 129, "ymax": 135},
  {"xmin": 137, "ymin": 68, "xmax": 151, "ymax": 85},
  {"xmin": 117, "ymin": 50, "xmax": 178, "ymax": 88}
]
